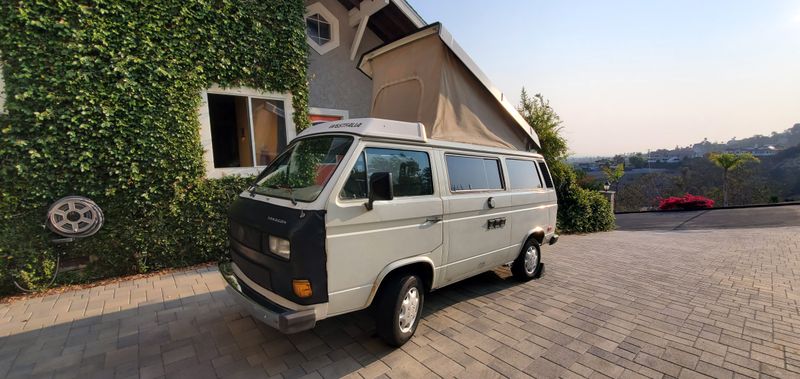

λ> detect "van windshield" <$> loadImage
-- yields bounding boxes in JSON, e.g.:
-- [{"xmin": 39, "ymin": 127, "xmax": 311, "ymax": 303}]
[{"xmin": 251, "ymin": 136, "xmax": 353, "ymax": 202}]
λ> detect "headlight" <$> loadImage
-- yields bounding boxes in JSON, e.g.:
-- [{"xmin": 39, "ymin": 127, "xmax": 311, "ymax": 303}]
[{"xmin": 268, "ymin": 236, "xmax": 291, "ymax": 259}]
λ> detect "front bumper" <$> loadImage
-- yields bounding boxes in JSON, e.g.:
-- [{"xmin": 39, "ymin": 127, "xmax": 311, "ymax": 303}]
[{"xmin": 219, "ymin": 262, "xmax": 317, "ymax": 334}]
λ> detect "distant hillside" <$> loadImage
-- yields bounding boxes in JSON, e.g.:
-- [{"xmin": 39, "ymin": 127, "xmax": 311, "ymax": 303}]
[
  {"xmin": 725, "ymin": 123, "xmax": 800, "ymax": 150},
  {"xmin": 652, "ymin": 123, "xmax": 800, "ymax": 157}
]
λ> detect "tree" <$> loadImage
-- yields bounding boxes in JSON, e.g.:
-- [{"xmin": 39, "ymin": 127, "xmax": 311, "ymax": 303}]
[
  {"xmin": 628, "ymin": 153, "xmax": 647, "ymax": 169},
  {"xmin": 518, "ymin": 89, "xmax": 614, "ymax": 233},
  {"xmin": 708, "ymin": 152, "xmax": 760, "ymax": 206},
  {"xmin": 602, "ymin": 163, "xmax": 625, "ymax": 191},
  {"xmin": 517, "ymin": 89, "xmax": 568, "ymax": 164}
]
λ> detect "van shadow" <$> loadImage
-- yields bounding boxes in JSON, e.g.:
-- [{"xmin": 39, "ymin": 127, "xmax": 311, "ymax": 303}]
[{"xmin": 0, "ymin": 267, "xmax": 525, "ymax": 379}]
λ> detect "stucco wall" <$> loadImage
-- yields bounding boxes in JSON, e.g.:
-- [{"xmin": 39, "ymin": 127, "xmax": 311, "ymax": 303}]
[{"xmin": 306, "ymin": 0, "xmax": 382, "ymax": 118}]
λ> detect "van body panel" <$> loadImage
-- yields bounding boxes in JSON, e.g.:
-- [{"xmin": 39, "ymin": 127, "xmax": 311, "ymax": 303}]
[
  {"xmin": 325, "ymin": 141, "xmax": 444, "ymax": 313},
  {"xmin": 331, "ymin": 253, "xmax": 438, "ymax": 315},
  {"xmin": 440, "ymin": 190, "xmax": 515, "ymax": 284},
  {"xmin": 509, "ymin": 193, "xmax": 557, "ymax": 246}
]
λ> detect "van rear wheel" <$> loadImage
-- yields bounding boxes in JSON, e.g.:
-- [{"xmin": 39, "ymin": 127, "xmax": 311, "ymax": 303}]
[
  {"xmin": 374, "ymin": 275, "xmax": 424, "ymax": 347},
  {"xmin": 511, "ymin": 240, "xmax": 542, "ymax": 281}
]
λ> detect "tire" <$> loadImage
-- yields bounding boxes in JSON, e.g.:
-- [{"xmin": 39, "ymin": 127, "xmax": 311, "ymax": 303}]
[
  {"xmin": 511, "ymin": 239, "xmax": 543, "ymax": 281},
  {"xmin": 374, "ymin": 274, "xmax": 424, "ymax": 347}
]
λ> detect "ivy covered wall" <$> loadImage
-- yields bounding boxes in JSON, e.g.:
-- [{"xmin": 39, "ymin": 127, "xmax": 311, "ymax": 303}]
[{"xmin": 0, "ymin": 0, "xmax": 309, "ymax": 293}]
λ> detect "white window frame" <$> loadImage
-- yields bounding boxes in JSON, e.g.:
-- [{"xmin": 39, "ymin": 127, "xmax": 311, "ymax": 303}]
[
  {"xmin": 199, "ymin": 85, "xmax": 296, "ymax": 178},
  {"xmin": 305, "ymin": 2, "xmax": 340, "ymax": 55}
]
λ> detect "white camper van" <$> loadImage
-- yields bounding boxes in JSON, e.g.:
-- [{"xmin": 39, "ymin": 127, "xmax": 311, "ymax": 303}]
[
  {"xmin": 221, "ymin": 118, "xmax": 558, "ymax": 346},
  {"xmin": 221, "ymin": 24, "xmax": 558, "ymax": 346}
]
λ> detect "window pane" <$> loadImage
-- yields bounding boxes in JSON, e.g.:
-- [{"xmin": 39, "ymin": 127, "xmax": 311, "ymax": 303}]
[
  {"xmin": 538, "ymin": 161, "xmax": 554, "ymax": 188},
  {"xmin": 340, "ymin": 148, "xmax": 433, "ymax": 199},
  {"xmin": 251, "ymin": 98, "xmax": 286, "ymax": 166},
  {"xmin": 484, "ymin": 159, "xmax": 503, "ymax": 190},
  {"xmin": 318, "ymin": 22, "xmax": 331, "ymax": 41},
  {"xmin": 446, "ymin": 155, "xmax": 503, "ymax": 191},
  {"xmin": 340, "ymin": 153, "xmax": 367, "ymax": 199},
  {"xmin": 306, "ymin": 14, "xmax": 330, "ymax": 46},
  {"xmin": 208, "ymin": 94, "xmax": 253, "ymax": 168},
  {"xmin": 254, "ymin": 136, "xmax": 353, "ymax": 202},
  {"xmin": 507, "ymin": 159, "xmax": 543, "ymax": 190}
]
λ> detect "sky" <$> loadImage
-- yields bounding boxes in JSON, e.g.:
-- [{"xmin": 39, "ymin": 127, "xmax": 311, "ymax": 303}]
[{"xmin": 409, "ymin": 0, "xmax": 800, "ymax": 156}]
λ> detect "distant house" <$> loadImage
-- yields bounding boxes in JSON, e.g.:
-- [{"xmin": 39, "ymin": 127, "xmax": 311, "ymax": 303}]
[
  {"xmin": 199, "ymin": 0, "xmax": 425, "ymax": 177},
  {"xmin": 725, "ymin": 145, "xmax": 783, "ymax": 157}
]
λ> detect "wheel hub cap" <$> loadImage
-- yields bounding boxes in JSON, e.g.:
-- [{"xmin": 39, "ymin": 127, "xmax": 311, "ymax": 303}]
[
  {"xmin": 524, "ymin": 246, "xmax": 539, "ymax": 275},
  {"xmin": 398, "ymin": 287, "xmax": 419, "ymax": 333}
]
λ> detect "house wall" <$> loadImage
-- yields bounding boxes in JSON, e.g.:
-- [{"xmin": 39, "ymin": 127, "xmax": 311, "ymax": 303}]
[{"xmin": 306, "ymin": 0, "xmax": 383, "ymax": 118}]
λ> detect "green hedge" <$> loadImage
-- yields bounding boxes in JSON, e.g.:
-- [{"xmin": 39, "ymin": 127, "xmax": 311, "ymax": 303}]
[
  {"xmin": 0, "ymin": 0, "xmax": 308, "ymax": 294},
  {"xmin": 550, "ymin": 161, "xmax": 615, "ymax": 234}
]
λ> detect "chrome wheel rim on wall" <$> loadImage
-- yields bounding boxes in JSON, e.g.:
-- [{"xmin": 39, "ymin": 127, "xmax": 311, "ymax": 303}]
[
  {"xmin": 399, "ymin": 287, "xmax": 419, "ymax": 333},
  {"xmin": 46, "ymin": 196, "xmax": 104, "ymax": 238},
  {"xmin": 524, "ymin": 245, "xmax": 539, "ymax": 275}
]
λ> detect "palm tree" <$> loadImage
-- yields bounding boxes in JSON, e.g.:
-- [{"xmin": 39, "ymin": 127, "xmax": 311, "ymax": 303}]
[{"xmin": 708, "ymin": 152, "xmax": 759, "ymax": 206}]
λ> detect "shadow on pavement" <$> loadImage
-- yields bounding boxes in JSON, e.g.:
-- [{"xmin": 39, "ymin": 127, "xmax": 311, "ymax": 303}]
[{"xmin": 0, "ymin": 268, "xmax": 521, "ymax": 379}]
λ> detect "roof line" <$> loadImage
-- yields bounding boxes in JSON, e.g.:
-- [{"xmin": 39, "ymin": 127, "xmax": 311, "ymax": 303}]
[{"xmin": 391, "ymin": 0, "xmax": 426, "ymax": 27}]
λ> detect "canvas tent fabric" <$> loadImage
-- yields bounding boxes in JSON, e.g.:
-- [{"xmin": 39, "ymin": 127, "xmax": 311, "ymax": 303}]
[{"xmin": 360, "ymin": 24, "xmax": 540, "ymax": 151}]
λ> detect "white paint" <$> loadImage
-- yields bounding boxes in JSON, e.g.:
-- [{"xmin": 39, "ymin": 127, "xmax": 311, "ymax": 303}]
[
  {"xmin": 349, "ymin": 15, "xmax": 370, "ymax": 61},
  {"xmin": 391, "ymin": 0, "xmax": 425, "ymax": 27},
  {"xmin": 296, "ymin": 117, "xmax": 427, "ymax": 143},
  {"xmin": 347, "ymin": 0, "xmax": 388, "ymax": 27}
]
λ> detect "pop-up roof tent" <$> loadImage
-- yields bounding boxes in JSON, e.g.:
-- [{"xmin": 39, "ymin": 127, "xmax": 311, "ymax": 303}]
[{"xmin": 358, "ymin": 23, "xmax": 541, "ymax": 151}]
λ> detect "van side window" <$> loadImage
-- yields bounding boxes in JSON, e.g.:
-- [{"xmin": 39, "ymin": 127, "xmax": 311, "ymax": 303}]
[
  {"xmin": 537, "ymin": 161, "xmax": 554, "ymax": 188},
  {"xmin": 446, "ymin": 155, "xmax": 504, "ymax": 192},
  {"xmin": 340, "ymin": 148, "xmax": 434, "ymax": 199},
  {"xmin": 507, "ymin": 159, "xmax": 543, "ymax": 190}
]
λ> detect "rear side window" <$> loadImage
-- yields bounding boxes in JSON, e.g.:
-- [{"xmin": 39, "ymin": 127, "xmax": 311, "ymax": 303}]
[
  {"xmin": 340, "ymin": 148, "xmax": 433, "ymax": 199},
  {"xmin": 507, "ymin": 159, "xmax": 543, "ymax": 190},
  {"xmin": 446, "ymin": 155, "xmax": 504, "ymax": 192},
  {"xmin": 537, "ymin": 161, "xmax": 554, "ymax": 188}
]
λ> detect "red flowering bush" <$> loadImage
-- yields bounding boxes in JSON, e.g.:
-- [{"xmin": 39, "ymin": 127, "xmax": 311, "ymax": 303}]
[{"xmin": 658, "ymin": 194, "xmax": 715, "ymax": 210}]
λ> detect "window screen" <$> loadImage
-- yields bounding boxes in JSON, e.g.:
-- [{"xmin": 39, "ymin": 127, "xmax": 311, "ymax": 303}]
[
  {"xmin": 538, "ymin": 161, "xmax": 554, "ymax": 188},
  {"xmin": 507, "ymin": 159, "xmax": 543, "ymax": 190},
  {"xmin": 446, "ymin": 155, "xmax": 504, "ymax": 192},
  {"xmin": 340, "ymin": 148, "xmax": 433, "ymax": 199}
]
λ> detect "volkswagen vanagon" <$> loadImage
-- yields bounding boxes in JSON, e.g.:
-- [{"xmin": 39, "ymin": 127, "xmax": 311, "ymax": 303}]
[{"xmin": 221, "ymin": 118, "xmax": 558, "ymax": 346}]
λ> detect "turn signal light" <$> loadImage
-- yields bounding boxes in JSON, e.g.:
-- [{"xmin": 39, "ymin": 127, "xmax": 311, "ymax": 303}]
[{"xmin": 292, "ymin": 280, "xmax": 313, "ymax": 298}]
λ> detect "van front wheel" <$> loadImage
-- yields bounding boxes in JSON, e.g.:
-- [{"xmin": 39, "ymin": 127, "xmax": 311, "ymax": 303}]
[
  {"xmin": 374, "ymin": 275, "xmax": 424, "ymax": 346},
  {"xmin": 512, "ymin": 240, "xmax": 542, "ymax": 281}
]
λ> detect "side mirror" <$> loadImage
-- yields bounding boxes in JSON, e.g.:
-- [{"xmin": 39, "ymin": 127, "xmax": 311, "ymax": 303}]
[{"xmin": 366, "ymin": 172, "xmax": 394, "ymax": 210}]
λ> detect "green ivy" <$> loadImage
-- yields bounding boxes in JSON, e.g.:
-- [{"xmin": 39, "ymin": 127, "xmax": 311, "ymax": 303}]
[{"xmin": 0, "ymin": 0, "xmax": 309, "ymax": 294}]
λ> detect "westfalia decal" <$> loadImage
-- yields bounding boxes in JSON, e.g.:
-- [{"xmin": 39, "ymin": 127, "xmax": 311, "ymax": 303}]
[{"xmin": 328, "ymin": 122, "xmax": 363, "ymax": 129}]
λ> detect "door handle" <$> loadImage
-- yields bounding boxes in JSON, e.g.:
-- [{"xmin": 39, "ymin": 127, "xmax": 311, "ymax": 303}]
[{"xmin": 425, "ymin": 217, "xmax": 443, "ymax": 224}]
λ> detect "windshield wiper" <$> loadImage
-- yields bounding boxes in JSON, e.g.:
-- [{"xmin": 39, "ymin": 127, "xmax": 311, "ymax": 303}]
[
  {"xmin": 248, "ymin": 168, "xmax": 271, "ymax": 197},
  {"xmin": 260, "ymin": 183, "xmax": 298, "ymax": 205}
]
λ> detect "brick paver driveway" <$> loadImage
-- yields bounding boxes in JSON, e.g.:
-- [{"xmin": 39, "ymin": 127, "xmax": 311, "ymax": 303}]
[{"xmin": 1, "ymin": 226, "xmax": 799, "ymax": 379}]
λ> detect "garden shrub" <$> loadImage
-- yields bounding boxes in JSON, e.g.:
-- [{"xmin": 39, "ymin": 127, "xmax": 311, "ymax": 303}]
[
  {"xmin": 550, "ymin": 160, "xmax": 615, "ymax": 233},
  {"xmin": 658, "ymin": 193, "xmax": 714, "ymax": 211},
  {"xmin": 0, "ymin": 0, "xmax": 308, "ymax": 294}
]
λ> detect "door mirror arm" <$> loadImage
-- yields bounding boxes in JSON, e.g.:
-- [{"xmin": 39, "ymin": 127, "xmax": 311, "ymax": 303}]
[{"xmin": 366, "ymin": 172, "xmax": 394, "ymax": 210}]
